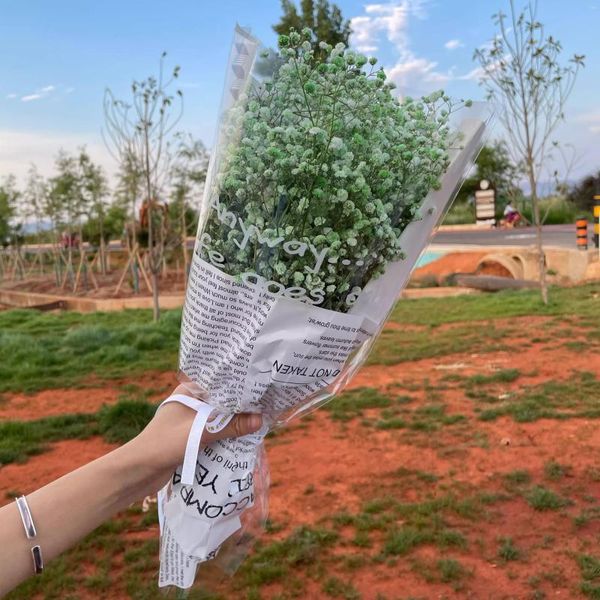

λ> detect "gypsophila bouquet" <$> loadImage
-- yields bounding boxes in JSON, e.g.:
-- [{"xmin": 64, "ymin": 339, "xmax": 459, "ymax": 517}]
[
  {"xmin": 157, "ymin": 25, "xmax": 486, "ymax": 590},
  {"xmin": 200, "ymin": 28, "xmax": 471, "ymax": 312}
]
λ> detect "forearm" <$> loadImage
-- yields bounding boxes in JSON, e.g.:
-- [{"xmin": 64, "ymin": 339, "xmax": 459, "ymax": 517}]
[
  {"xmin": 0, "ymin": 438, "xmax": 168, "ymax": 597},
  {"xmin": 0, "ymin": 394, "xmax": 261, "ymax": 597}
]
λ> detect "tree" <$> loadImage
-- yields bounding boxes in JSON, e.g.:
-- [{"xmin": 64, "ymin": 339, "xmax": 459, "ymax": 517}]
[
  {"xmin": 78, "ymin": 149, "xmax": 110, "ymax": 273},
  {"xmin": 273, "ymin": 0, "xmax": 351, "ymax": 58},
  {"xmin": 568, "ymin": 170, "xmax": 600, "ymax": 213},
  {"xmin": 103, "ymin": 53, "xmax": 183, "ymax": 320},
  {"xmin": 114, "ymin": 150, "xmax": 144, "ymax": 251},
  {"xmin": 475, "ymin": 0, "xmax": 584, "ymax": 303},
  {"xmin": 0, "ymin": 177, "xmax": 19, "ymax": 247},
  {"xmin": 456, "ymin": 141, "xmax": 523, "ymax": 208},
  {"xmin": 170, "ymin": 133, "xmax": 209, "ymax": 283},
  {"xmin": 47, "ymin": 151, "xmax": 85, "ymax": 281},
  {"xmin": 23, "ymin": 165, "xmax": 48, "ymax": 239}
]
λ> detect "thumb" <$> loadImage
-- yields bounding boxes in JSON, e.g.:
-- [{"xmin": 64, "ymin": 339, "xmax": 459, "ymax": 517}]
[{"xmin": 205, "ymin": 413, "xmax": 263, "ymax": 444}]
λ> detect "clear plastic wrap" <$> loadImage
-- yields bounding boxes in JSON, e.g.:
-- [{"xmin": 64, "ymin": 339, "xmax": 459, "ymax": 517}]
[{"xmin": 158, "ymin": 25, "xmax": 490, "ymax": 589}]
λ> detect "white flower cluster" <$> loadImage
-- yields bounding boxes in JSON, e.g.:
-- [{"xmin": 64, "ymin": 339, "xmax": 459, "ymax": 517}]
[{"xmin": 202, "ymin": 28, "xmax": 466, "ymax": 312}]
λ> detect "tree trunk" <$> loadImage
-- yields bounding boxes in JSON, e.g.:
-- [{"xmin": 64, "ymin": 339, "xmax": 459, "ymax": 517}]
[
  {"xmin": 99, "ymin": 221, "xmax": 107, "ymax": 276},
  {"xmin": 529, "ymin": 172, "xmax": 548, "ymax": 305},
  {"xmin": 151, "ymin": 271, "xmax": 160, "ymax": 321},
  {"xmin": 142, "ymin": 122, "xmax": 161, "ymax": 321},
  {"xmin": 181, "ymin": 206, "xmax": 189, "ymax": 289}
]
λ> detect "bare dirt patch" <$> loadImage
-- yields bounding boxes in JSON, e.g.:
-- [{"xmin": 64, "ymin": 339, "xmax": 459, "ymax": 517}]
[
  {"xmin": 413, "ymin": 252, "xmax": 486, "ymax": 283},
  {"xmin": 3, "ymin": 323, "xmax": 600, "ymax": 598},
  {"xmin": 0, "ymin": 371, "xmax": 178, "ymax": 421},
  {"xmin": 1, "ymin": 270, "xmax": 186, "ymax": 300},
  {"xmin": 0, "ymin": 438, "xmax": 118, "ymax": 499}
]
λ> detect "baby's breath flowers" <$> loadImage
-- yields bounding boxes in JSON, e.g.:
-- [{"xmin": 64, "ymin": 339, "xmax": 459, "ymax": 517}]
[{"xmin": 201, "ymin": 28, "xmax": 467, "ymax": 312}]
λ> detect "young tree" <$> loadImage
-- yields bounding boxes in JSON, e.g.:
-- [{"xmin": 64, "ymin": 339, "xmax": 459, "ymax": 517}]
[
  {"xmin": 170, "ymin": 133, "xmax": 208, "ymax": 283},
  {"xmin": 114, "ymin": 150, "xmax": 143, "ymax": 251},
  {"xmin": 23, "ymin": 165, "xmax": 48, "ymax": 240},
  {"xmin": 475, "ymin": 0, "xmax": 584, "ymax": 303},
  {"xmin": 78, "ymin": 149, "xmax": 110, "ymax": 273},
  {"xmin": 0, "ymin": 176, "xmax": 19, "ymax": 247},
  {"xmin": 103, "ymin": 53, "xmax": 183, "ymax": 320},
  {"xmin": 47, "ymin": 151, "xmax": 86, "ymax": 283},
  {"xmin": 0, "ymin": 176, "xmax": 23, "ymax": 279},
  {"xmin": 273, "ymin": 0, "xmax": 351, "ymax": 58}
]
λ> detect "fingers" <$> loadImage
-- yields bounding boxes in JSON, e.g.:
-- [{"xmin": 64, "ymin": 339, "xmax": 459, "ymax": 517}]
[
  {"xmin": 203, "ymin": 413, "xmax": 262, "ymax": 444},
  {"xmin": 169, "ymin": 384, "xmax": 263, "ymax": 443}
]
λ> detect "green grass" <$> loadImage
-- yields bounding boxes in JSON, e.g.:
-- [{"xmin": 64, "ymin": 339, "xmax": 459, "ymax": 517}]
[
  {"xmin": 544, "ymin": 460, "xmax": 570, "ymax": 481},
  {"xmin": 0, "ymin": 308, "xmax": 180, "ymax": 392},
  {"xmin": 437, "ymin": 558, "xmax": 467, "ymax": 583},
  {"xmin": 578, "ymin": 555, "xmax": 600, "ymax": 599},
  {"xmin": 367, "ymin": 323, "xmax": 509, "ymax": 365},
  {"xmin": 504, "ymin": 470, "xmax": 532, "ymax": 487},
  {"xmin": 466, "ymin": 369, "xmax": 521, "ymax": 386},
  {"xmin": 525, "ymin": 486, "xmax": 570, "ymax": 511},
  {"xmin": 478, "ymin": 371, "xmax": 600, "ymax": 423},
  {"xmin": 330, "ymin": 492, "xmax": 495, "ymax": 561},
  {"xmin": 0, "ymin": 397, "xmax": 156, "ymax": 465},
  {"xmin": 0, "ymin": 412, "xmax": 97, "ymax": 464},
  {"xmin": 324, "ymin": 387, "xmax": 392, "ymax": 421},
  {"xmin": 387, "ymin": 284, "xmax": 600, "ymax": 327},
  {"xmin": 238, "ymin": 526, "xmax": 338, "ymax": 594},
  {"xmin": 375, "ymin": 403, "xmax": 466, "ymax": 432},
  {"xmin": 97, "ymin": 399, "xmax": 157, "ymax": 444},
  {"xmin": 498, "ymin": 537, "xmax": 522, "ymax": 562},
  {"xmin": 322, "ymin": 576, "xmax": 361, "ymax": 599},
  {"xmin": 574, "ymin": 507, "xmax": 600, "ymax": 528},
  {"xmin": 384, "ymin": 525, "xmax": 433, "ymax": 556}
]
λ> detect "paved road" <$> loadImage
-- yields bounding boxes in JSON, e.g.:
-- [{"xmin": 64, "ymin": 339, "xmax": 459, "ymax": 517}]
[
  {"xmin": 432, "ymin": 224, "xmax": 593, "ymax": 249},
  {"xmin": 7, "ymin": 225, "xmax": 596, "ymax": 255}
]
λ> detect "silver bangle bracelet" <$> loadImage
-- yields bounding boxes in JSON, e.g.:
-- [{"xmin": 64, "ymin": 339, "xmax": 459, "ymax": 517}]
[{"xmin": 15, "ymin": 496, "xmax": 44, "ymax": 575}]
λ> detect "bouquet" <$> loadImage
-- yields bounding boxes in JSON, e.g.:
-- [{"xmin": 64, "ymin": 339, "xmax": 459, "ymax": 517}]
[{"xmin": 157, "ymin": 25, "xmax": 488, "ymax": 589}]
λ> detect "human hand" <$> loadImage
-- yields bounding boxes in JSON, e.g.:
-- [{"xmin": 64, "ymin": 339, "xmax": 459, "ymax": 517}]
[{"xmin": 128, "ymin": 385, "xmax": 262, "ymax": 492}]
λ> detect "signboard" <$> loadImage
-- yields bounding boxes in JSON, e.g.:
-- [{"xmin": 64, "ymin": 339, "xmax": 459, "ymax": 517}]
[{"xmin": 475, "ymin": 180, "xmax": 495, "ymax": 226}]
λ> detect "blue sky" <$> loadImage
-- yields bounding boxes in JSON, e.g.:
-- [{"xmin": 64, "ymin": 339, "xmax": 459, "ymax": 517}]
[{"xmin": 1, "ymin": 0, "xmax": 599, "ymax": 186}]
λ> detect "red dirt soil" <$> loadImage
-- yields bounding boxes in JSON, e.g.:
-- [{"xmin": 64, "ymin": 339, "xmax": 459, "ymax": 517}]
[
  {"xmin": 2, "ymin": 321, "xmax": 600, "ymax": 598},
  {"xmin": 0, "ymin": 371, "xmax": 178, "ymax": 421},
  {"xmin": 1, "ymin": 270, "xmax": 186, "ymax": 300},
  {"xmin": 412, "ymin": 252, "xmax": 487, "ymax": 284}
]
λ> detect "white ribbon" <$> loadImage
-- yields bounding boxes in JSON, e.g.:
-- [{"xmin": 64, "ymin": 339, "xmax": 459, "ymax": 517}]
[{"xmin": 157, "ymin": 393, "xmax": 233, "ymax": 486}]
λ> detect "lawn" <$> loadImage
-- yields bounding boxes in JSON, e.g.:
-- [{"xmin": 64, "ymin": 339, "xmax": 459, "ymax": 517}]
[{"xmin": 2, "ymin": 283, "xmax": 600, "ymax": 599}]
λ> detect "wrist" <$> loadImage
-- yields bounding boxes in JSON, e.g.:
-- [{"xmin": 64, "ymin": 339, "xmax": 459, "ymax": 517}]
[{"xmin": 104, "ymin": 440, "xmax": 169, "ymax": 508}]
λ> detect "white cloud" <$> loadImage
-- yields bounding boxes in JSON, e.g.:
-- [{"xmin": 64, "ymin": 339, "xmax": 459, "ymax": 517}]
[
  {"xmin": 6, "ymin": 93, "xmax": 17, "ymax": 99},
  {"xmin": 387, "ymin": 57, "xmax": 451, "ymax": 89},
  {"xmin": 350, "ymin": 1, "xmax": 456, "ymax": 94},
  {"xmin": 0, "ymin": 129, "xmax": 115, "ymax": 184},
  {"xmin": 351, "ymin": 1, "xmax": 426, "ymax": 54},
  {"xmin": 350, "ymin": 15, "xmax": 382, "ymax": 53},
  {"xmin": 575, "ymin": 110, "xmax": 600, "ymax": 134},
  {"xmin": 459, "ymin": 66, "xmax": 485, "ymax": 81},
  {"xmin": 20, "ymin": 84, "xmax": 56, "ymax": 102},
  {"xmin": 21, "ymin": 93, "xmax": 44, "ymax": 102},
  {"xmin": 444, "ymin": 39, "xmax": 463, "ymax": 50}
]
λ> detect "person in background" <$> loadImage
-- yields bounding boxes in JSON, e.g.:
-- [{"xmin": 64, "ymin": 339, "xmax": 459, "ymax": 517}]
[
  {"xmin": 503, "ymin": 201, "xmax": 522, "ymax": 227},
  {"xmin": 0, "ymin": 388, "xmax": 262, "ymax": 597}
]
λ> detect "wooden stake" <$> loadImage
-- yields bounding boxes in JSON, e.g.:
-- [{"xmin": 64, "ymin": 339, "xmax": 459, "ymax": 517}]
[
  {"xmin": 135, "ymin": 249, "xmax": 153, "ymax": 293},
  {"xmin": 88, "ymin": 262, "xmax": 99, "ymax": 290},
  {"xmin": 73, "ymin": 249, "xmax": 86, "ymax": 293},
  {"xmin": 114, "ymin": 244, "xmax": 137, "ymax": 295}
]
